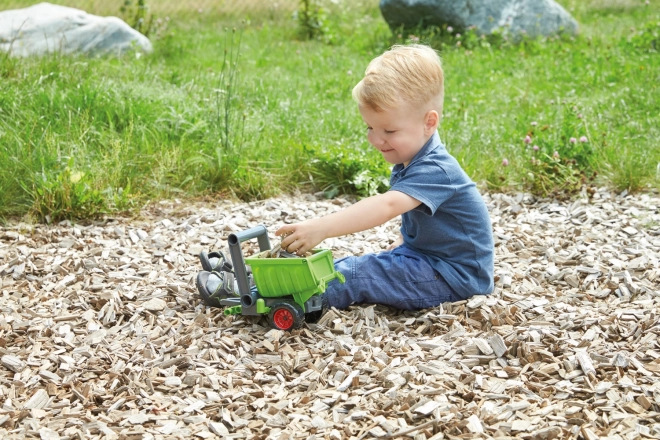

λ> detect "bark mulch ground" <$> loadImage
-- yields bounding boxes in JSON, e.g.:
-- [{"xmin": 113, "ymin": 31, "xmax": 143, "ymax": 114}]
[{"xmin": 1, "ymin": 188, "xmax": 659, "ymax": 439}]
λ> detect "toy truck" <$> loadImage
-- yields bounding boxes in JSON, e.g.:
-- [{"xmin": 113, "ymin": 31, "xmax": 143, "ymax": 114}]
[{"xmin": 202, "ymin": 225, "xmax": 345, "ymax": 331}]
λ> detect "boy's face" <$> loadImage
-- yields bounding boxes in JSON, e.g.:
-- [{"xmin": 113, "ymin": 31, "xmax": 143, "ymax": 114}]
[{"xmin": 359, "ymin": 103, "xmax": 437, "ymax": 167}]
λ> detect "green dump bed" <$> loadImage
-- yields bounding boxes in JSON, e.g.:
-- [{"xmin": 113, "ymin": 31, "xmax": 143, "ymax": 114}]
[{"xmin": 245, "ymin": 249, "xmax": 344, "ymax": 306}]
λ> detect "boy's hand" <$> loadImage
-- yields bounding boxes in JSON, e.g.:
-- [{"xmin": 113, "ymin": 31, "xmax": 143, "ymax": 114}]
[
  {"xmin": 387, "ymin": 234, "xmax": 403, "ymax": 250},
  {"xmin": 276, "ymin": 219, "xmax": 327, "ymax": 255}
]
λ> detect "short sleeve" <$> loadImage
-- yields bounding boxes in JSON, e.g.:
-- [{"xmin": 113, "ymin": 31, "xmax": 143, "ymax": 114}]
[{"xmin": 389, "ymin": 162, "xmax": 456, "ymax": 216}]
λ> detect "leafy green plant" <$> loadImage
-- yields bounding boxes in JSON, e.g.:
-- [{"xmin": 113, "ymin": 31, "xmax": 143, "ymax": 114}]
[
  {"xmin": 351, "ymin": 169, "xmax": 391, "ymax": 198},
  {"xmin": 627, "ymin": 19, "xmax": 660, "ymax": 52},
  {"xmin": 306, "ymin": 144, "xmax": 390, "ymax": 198}
]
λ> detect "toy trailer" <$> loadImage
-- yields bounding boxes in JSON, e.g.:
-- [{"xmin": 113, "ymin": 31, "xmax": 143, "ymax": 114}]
[{"xmin": 214, "ymin": 225, "xmax": 345, "ymax": 331}]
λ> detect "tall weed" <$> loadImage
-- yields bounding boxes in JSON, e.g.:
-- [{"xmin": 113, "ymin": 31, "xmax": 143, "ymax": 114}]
[
  {"xmin": 119, "ymin": 0, "xmax": 169, "ymax": 38},
  {"xmin": 295, "ymin": 0, "xmax": 328, "ymax": 41},
  {"xmin": 186, "ymin": 27, "xmax": 247, "ymax": 194}
]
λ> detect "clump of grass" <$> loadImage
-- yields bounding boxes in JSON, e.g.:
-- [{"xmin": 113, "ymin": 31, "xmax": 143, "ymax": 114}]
[{"xmin": 25, "ymin": 159, "xmax": 128, "ymax": 222}]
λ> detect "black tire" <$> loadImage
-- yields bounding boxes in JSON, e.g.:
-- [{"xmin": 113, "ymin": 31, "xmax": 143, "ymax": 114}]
[
  {"xmin": 196, "ymin": 271, "xmax": 223, "ymax": 308},
  {"xmin": 268, "ymin": 302, "xmax": 304, "ymax": 331},
  {"xmin": 199, "ymin": 251, "xmax": 228, "ymax": 272},
  {"xmin": 305, "ymin": 295, "xmax": 328, "ymax": 324}
]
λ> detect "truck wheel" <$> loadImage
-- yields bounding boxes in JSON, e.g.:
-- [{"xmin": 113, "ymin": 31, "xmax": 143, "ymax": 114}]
[
  {"xmin": 305, "ymin": 295, "xmax": 328, "ymax": 324},
  {"xmin": 269, "ymin": 303, "xmax": 304, "ymax": 331},
  {"xmin": 196, "ymin": 271, "xmax": 222, "ymax": 308}
]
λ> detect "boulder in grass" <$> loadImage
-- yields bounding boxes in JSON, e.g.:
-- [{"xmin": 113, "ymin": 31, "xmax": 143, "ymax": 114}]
[
  {"xmin": 379, "ymin": 0, "xmax": 579, "ymax": 39},
  {"xmin": 0, "ymin": 2, "xmax": 152, "ymax": 57}
]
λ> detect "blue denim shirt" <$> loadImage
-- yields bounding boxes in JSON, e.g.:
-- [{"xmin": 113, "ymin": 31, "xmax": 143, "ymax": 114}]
[{"xmin": 389, "ymin": 132, "xmax": 494, "ymax": 298}]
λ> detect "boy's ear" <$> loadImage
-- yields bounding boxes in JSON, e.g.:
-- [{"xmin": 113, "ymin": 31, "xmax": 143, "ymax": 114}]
[{"xmin": 424, "ymin": 110, "xmax": 440, "ymax": 135}]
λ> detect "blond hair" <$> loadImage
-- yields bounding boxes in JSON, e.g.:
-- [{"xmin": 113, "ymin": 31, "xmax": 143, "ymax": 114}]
[{"xmin": 352, "ymin": 44, "xmax": 444, "ymax": 115}]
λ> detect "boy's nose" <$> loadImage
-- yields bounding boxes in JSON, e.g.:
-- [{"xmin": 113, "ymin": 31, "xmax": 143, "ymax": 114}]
[{"xmin": 367, "ymin": 131, "xmax": 385, "ymax": 147}]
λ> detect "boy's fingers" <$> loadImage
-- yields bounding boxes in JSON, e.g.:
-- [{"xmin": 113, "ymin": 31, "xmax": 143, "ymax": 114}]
[
  {"xmin": 276, "ymin": 226, "xmax": 296, "ymax": 239},
  {"xmin": 281, "ymin": 235, "xmax": 296, "ymax": 250},
  {"xmin": 285, "ymin": 238, "xmax": 305, "ymax": 254}
]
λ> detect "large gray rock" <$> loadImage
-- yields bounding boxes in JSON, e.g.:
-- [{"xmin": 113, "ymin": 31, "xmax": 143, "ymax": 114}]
[
  {"xmin": 380, "ymin": 0, "xmax": 578, "ymax": 38},
  {"xmin": 0, "ymin": 2, "xmax": 152, "ymax": 57}
]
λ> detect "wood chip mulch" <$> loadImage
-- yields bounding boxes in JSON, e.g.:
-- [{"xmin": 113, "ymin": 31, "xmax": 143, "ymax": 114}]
[{"xmin": 1, "ymin": 188, "xmax": 659, "ymax": 440}]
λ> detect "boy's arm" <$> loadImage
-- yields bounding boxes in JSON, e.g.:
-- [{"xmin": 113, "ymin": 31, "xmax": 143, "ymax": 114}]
[{"xmin": 276, "ymin": 190, "xmax": 420, "ymax": 255}]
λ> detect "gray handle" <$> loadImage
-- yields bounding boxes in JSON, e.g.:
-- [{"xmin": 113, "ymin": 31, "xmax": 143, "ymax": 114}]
[{"xmin": 228, "ymin": 225, "xmax": 271, "ymax": 297}]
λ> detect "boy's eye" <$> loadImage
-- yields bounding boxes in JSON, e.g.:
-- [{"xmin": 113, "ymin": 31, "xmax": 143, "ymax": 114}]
[{"xmin": 384, "ymin": 130, "xmax": 396, "ymax": 134}]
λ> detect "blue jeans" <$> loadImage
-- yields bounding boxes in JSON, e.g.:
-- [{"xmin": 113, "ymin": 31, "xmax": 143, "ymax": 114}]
[{"xmin": 323, "ymin": 245, "xmax": 462, "ymax": 311}]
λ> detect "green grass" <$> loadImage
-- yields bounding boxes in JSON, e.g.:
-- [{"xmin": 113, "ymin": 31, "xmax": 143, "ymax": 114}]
[{"xmin": 1, "ymin": 0, "xmax": 659, "ymax": 220}]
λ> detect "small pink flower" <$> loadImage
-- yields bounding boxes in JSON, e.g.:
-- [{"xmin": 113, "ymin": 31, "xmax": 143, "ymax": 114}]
[
  {"xmin": 531, "ymin": 121, "xmax": 538, "ymax": 126},
  {"xmin": 553, "ymin": 151, "xmax": 560, "ymax": 159},
  {"xmin": 502, "ymin": 158, "xmax": 509, "ymax": 166},
  {"xmin": 577, "ymin": 113, "xmax": 583, "ymax": 119},
  {"xmin": 447, "ymin": 26, "xmax": 453, "ymax": 33},
  {"xmin": 533, "ymin": 145, "xmax": 540, "ymax": 151},
  {"xmin": 569, "ymin": 137, "xmax": 577, "ymax": 144},
  {"xmin": 455, "ymin": 33, "xmax": 461, "ymax": 38},
  {"xmin": 579, "ymin": 136, "xmax": 588, "ymax": 143},
  {"xmin": 524, "ymin": 135, "xmax": 532, "ymax": 144}
]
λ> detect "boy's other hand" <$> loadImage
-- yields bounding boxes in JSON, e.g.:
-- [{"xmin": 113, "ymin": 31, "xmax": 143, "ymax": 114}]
[
  {"xmin": 387, "ymin": 235, "xmax": 403, "ymax": 250},
  {"xmin": 276, "ymin": 219, "xmax": 327, "ymax": 255}
]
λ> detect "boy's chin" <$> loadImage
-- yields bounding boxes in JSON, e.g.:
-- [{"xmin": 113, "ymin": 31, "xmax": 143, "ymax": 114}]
[{"xmin": 381, "ymin": 153, "xmax": 408, "ymax": 166}]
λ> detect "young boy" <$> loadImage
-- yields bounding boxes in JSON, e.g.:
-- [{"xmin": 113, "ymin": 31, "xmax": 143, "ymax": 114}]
[
  {"xmin": 273, "ymin": 44, "xmax": 494, "ymax": 310},
  {"xmin": 198, "ymin": 44, "xmax": 494, "ymax": 311}
]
